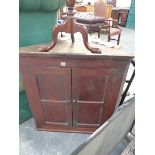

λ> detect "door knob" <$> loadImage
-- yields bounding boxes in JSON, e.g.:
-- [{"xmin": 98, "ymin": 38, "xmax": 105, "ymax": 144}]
[
  {"xmin": 72, "ymin": 99, "xmax": 77, "ymax": 104},
  {"xmin": 65, "ymin": 100, "xmax": 70, "ymax": 104}
]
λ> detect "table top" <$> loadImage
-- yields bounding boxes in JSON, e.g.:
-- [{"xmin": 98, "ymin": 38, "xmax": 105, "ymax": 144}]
[
  {"xmin": 20, "ymin": 37, "xmax": 134, "ymax": 60},
  {"xmin": 112, "ymin": 7, "xmax": 130, "ymax": 11}
]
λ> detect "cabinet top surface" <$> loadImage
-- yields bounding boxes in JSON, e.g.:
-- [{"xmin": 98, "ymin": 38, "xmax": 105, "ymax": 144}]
[{"xmin": 20, "ymin": 39, "xmax": 134, "ymax": 60}]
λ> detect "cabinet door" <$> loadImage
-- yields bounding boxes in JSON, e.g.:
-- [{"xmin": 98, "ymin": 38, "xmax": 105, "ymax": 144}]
[
  {"xmin": 24, "ymin": 67, "xmax": 72, "ymax": 128},
  {"xmin": 72, "ymin": 68, "xmax": 124, "ymax": 129}
]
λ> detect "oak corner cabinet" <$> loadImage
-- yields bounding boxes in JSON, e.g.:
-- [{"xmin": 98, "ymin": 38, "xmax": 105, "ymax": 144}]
[{"xmin": 19, "ymin": 41, "xmax": 134, "ymax": 133}]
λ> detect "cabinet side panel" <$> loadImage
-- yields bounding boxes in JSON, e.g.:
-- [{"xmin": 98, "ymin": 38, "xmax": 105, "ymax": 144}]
[{"xmin": 20, "ymin": 68, "xmax": 46, "ymax": 127}]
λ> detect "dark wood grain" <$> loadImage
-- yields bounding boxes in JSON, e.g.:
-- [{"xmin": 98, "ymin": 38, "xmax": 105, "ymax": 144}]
[
  {"xmin": 72, "ymin": 68, "xmax": 108, "ymax": 128},
  {"xmin": 34, "ymin": 67, "xmax": 72, "ymax": 127},
  {"xmin": 20, "ymin": 45, "xmax": 133, "ymax": 133}
]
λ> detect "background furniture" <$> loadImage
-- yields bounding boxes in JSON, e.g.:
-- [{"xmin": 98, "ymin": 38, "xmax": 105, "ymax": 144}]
[
  {"xmin": 94, "ymin": 1, "xmax": 122, "ymax": 44},
  {"xmin": 94, "ymin": 0, "xmax": 112, "ymax": 18},
  {"xmin": 71, "ymin": 96, "xmax": 135, "ymax": 155},
  {"xmin": 106, "ymin": 18, "xmax": 122, "ymax": 45},
  {"xmin": 75, "ymin": 15, "xmax": 121, "ymax": 45},
  {"xmin": 76, "ymin": 5, "xmax": 87, "ymax": 12},
  {"xmin": 75, "ymin": 13, "xmax": 106, "ymax": 38},
  {"xmin": 19, "ymin": 0, "xmax": 65, "ymax": 124},
  {"xmin": 111, "ymin": 7, "xmax": 129, "ymax": 27},
  {"xmin": 20, "ymin": 40, "xmax": 133, "ymax": 133},
  {"xmin": 75, "ymin": 0, "xmax": 112, "ymax": 18},
  {"xmin": 40, "ymin": 0, "xmax": 101, "ymax": 54},
  {"xmin": 75, "ymin": 0, "xmax": 112, "ymax": 39},
  {"xmin": 118, "ymin": 9, "xmax": 129, "ymax": 27},
  {"xmin": 85, "ymin": 4, "xmax": 94, "ymax": 12},
  {"xmin": 19, "ymin": 0, "xmax": 65, "ymax": 47},
  {"xmin": 111, "ymin": 7, "xmax": 119, "ymax": 20}
]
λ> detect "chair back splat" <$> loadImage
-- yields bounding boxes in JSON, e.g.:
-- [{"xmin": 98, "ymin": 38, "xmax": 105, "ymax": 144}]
[
  {"xmin": 94, "ymin": 0, "xmax": 107, "ymax": 17},
  {"xmin": 94, "ymin": 0, "xmax": 122, "ymax": 45}
]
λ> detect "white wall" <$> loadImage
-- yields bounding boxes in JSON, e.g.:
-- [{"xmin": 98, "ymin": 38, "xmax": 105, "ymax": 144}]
[
  {"xmin": 82, "ymin": 0, "xmax": 98, "ymax": 5},
  {"xmin": 82, "ymin": 0, "xmax": 132, "ymax": 7},
  {"xmin": 116, "ymin": 0, "xmax": 131, "ymax": 7}
]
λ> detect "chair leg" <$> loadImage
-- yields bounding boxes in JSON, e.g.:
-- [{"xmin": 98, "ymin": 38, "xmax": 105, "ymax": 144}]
[
  {"xmin": 117, "ymin": 33, "xmax": 121, "ymax": 45},
  {"xmin": 71, "ymin": 33, "xmax": 75, "ymax": 42},
  {"xmin": 98, "ymin": 27, "xmax": 100, "ymax": 38},
  {"xmin": 108, "ymin": 35, "xmax": 110, "ymax": 42},
  {"xmin": 61, "ymin": 32, "xmax": 63, "ymax": 37}
]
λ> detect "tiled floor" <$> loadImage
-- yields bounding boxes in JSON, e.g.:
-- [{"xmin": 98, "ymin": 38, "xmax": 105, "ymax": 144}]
[
  {"xmin": 19, "ymin": 119, "xmax": 90, "ymax": 155},
  {"xmin": 19, "ymin": 27, "xmax": 135, "ymax": 155}
]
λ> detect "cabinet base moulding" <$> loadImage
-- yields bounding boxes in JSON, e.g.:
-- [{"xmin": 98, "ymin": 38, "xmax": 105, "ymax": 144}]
[{"xmin": 36, "ymin": 125, "xmax": 96, "ymax": 134}]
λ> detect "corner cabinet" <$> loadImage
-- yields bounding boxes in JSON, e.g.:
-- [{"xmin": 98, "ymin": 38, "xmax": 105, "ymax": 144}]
[{"xmin": 20, "ymin": 43, "xmax": 134, "ymax": 133}]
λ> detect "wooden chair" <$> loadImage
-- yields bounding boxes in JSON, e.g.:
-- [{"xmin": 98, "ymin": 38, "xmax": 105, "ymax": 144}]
[
  {"xmin": 94, "ymin": 0, "xmax": 121, "ymax": 45},
  {"xmin": 94, "ymin": 0, "xmax": 112, "ymax": 18},
  {"xmin": 105, "ymin": 18, "xmax": 122, "ymax": 45},
  {"xmin": 71, "ymin": 96, "xmax": 135, "ymax": 155}
]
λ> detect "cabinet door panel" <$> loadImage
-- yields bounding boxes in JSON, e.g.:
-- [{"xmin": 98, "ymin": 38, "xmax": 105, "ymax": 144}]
[
  {"xmin": 72, "ymin": 68, "xmax": 125, "ymax": 129},
  {"xmin": 36, "ymin": 73, "xmax": 67, "ymax": 100},
  {"xmin": 72, "ymin": 68, "xmax": 109, "ymax": 128},
  {"xmin": 75, "ymin": 102, "xmax": 102, "ymax": 126},
  {"xmin": 28, "ymin": 67, "xmax": 72, "ymax": 128},
  {"xmin": 42, "ymin": 101, "xmax": 70, "ymax": 126}
]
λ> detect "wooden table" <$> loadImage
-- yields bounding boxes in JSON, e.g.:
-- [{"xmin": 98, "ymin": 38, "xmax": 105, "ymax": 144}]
[
  {"xmin": 20, "ymin": 40, "xmax": 134, "ymax": 133},
  {"xmin": 75, "ymin": 4, "xmax": 94, "ymax": 12}
]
